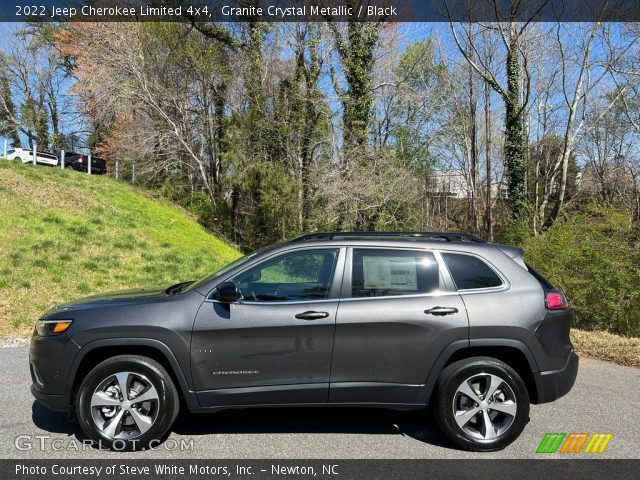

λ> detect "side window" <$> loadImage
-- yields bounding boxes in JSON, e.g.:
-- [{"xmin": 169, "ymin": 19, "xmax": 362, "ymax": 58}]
[
  {"xmin": 235, "ymin": 249, "xmax": 339, "ymax": 302},
  {"xmin": 442, "ymin": 253, "xmax": 502, "ymax": 290},
  {"xmin": 351, "ymin": 249, "xmax": 439, "ymax": 298}
]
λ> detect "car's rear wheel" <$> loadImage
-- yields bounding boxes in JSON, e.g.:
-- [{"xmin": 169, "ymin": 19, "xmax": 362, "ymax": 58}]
[
  {"xmin": 433, "ymin": 357, "xmax": 530, "ymax": 451},
  {"xmin": 76, "ymin": 355, "xmax": 179, "ymax": 451}
]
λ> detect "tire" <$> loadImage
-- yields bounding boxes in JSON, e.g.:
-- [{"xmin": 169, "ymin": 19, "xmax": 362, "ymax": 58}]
[
  {"xmin": 76, "ymin": 355, "xmax": 179, "ymax": 451},
  {"xmin": 433, "ymin": 356, "xmax": 530, "ymax": 452}
]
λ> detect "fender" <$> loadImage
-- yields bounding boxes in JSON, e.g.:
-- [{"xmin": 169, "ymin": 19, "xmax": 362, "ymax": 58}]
[
  {"xmin": 414, "ymin": 338, "xmax": 539, "ymax": 405},
  {"xmin": 469, "ymin": 338, "xmax": 539, "ymax": 371},
  {"xmin": 64, "ymin": 337, "xmax": 199, "ymax": 410}
]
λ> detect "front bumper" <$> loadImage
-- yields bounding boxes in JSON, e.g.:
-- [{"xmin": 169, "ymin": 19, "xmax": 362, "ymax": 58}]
[
  {"xmin": 533, "ymin": 350, "xmax": 579, "ymax": 403},
  {"xmin": 29, "ymin": 332, "xmax": 80, "ymax": 412}
]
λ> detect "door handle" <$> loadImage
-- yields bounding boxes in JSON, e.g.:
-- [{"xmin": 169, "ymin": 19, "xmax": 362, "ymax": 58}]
[
  {"xmin": 424, "ymin": 306, "xmax": 459, "ymax": 316},
  {"xmin": 295, "ymin": 311, "xmax": 330, "ymax": 320}
]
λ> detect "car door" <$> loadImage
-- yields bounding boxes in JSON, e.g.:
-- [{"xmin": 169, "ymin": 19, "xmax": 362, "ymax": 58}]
[
  {"xmin": 192, "ymin": 247, "xmax": 345, "ymax": 407},
  {"xmin": 329, "ymin": 247, "xmax": 469, "ymax": 404}
]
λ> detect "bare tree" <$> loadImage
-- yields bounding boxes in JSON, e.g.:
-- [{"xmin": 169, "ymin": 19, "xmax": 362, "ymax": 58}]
[
  {"xmin": 448, "ymin": 8, "xmax": 535, "ymax": 219},
  {"xmin": 0, "ymin": 30, "xmax": 69, "ymax": 149}
]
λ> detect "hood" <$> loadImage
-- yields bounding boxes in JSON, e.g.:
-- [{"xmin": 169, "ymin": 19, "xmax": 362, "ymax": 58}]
[{"xmin": 52, "ymin": 285, "xmax": 172, "ymax": 311}]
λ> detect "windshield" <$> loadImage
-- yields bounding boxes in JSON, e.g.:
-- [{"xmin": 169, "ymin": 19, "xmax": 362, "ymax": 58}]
[{"xmin": 186, "ymin": 251, "xmax": 261, "ymax": 292}]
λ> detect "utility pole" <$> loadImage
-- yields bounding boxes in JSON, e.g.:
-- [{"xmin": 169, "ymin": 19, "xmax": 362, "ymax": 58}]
[
  {"xmin": 32, "ymin": 142, "xmax": 37, "ymax": 165},
  {"xmin": 87, "ymin": 152, "xmax": 92, "ymax": 175},
  {"xmin": 60, "ymin": 150, "xmax": 65, "ymax": 169}
]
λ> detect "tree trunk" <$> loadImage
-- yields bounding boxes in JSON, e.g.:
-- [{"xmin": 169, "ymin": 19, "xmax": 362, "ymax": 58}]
[
  {"xmin": 504, "ymin": 33, "xmax": 527, "ymax": 219},
  {"xmin": 47, "ymin": 84, "xmax": 60, "ymax": 149},
  {"xmin": 468, "ymin": 59, "xmax": 479, "ymax": 234},
  {"xmin": 329, "ymin": 16, "xmax": 380, "ymax": 159},
  {"xmin": 212, "ymin": 82, "xmax": 226, "ymax": 188},
  {"xmin": 484, "ymin": 79, "xmax": 493, "ymax": 241}
]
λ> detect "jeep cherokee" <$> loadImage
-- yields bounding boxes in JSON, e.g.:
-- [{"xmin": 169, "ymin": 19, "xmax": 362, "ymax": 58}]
[{"xmin": 30, "ymin": 232, "xmax": 578, "ymax": 451}]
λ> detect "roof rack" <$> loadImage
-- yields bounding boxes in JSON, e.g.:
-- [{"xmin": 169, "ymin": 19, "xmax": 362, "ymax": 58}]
[{"xmin": 290, "ymin": 231, "xmax": 487, "ymax": 243}]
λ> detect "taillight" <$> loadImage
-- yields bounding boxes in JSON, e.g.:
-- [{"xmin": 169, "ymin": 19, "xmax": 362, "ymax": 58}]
[
  {"xmin": 79, "ymin": 155, "xmax": 83, "ymax": 163},
  {"xmin": 545, "ymin": 291, "xmax": 568, "ymax": 310}
]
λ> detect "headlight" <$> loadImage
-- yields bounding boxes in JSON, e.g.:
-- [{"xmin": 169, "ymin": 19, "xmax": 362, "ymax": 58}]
[{"xmin": 35, "ymin": 319, "xmax": 73, "ymax": 337}]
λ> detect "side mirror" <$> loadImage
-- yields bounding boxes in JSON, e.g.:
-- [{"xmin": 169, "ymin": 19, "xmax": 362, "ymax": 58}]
[{"xmin": 214, "ymin": 281, "xmax": 239, "ymax": 303}]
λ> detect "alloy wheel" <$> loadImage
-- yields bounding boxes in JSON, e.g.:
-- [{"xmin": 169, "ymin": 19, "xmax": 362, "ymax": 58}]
[
  {"xmin": 452, "ymin": 373, "xmax": 517, "ymax": 441},
  {"xmin": 90, "ymin": 371, "xmax": 160, "ymax": 440}
]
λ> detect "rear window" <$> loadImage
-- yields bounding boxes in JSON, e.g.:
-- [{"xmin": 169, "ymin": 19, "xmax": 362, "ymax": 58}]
[
  {"xmin": 443, "ymin": 253, "xmax": 502, "ymax": 290},
  {"xmin": 351, "ymin": 249, "xmax": 440, "ymax": 297}
]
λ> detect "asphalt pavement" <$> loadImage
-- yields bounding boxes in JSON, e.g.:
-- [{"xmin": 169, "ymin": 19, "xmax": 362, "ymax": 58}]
[{"xmin": 0, "ymin": 347, "xmax": 638, "ymax": 459}]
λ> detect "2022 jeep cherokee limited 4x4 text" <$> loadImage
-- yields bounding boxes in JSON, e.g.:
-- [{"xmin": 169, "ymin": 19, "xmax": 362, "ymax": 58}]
[{"xmin": 30, "ymin": 232, "xmax": 578, "ymax": 451}]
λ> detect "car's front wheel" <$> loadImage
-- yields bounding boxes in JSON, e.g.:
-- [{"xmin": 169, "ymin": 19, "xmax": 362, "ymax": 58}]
[
  {"xmin": 433, "ymin": 357, "xmax": 530, "ymax": 451},
  {"xmin": 76, "ymin": 355, "xmax": 179, "ymax": 451}
]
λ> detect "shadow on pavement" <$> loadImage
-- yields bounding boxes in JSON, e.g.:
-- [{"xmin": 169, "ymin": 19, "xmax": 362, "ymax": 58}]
[
  {"xmin": 32, "ymin": 401, "xmax": 455, "ymax": 450},
  {"xmin": 172, "ymin": 407, "xmax": 455, "ymax": 449},
  {"xmin": 31, "ymin": 401, "xmax": 84, "ymax": 437}
]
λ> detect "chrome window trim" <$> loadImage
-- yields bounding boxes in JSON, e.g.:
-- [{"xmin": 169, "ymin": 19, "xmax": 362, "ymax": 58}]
[
  {"xmin": 339, "ymin": 290, "xmax": 458, "ymax": 303},
  {"xmin": 203, "ymin": 244, "xmax": 511, "ymax": 303},
  {"xmin": 204, "ymin": 297, "xmax": 340, "ymax": 306}
]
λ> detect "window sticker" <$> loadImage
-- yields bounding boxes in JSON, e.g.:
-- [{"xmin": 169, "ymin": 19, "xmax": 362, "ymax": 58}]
[{"xmin": 362, "ymin": 256, "xmax": 418, "ymax": 290}]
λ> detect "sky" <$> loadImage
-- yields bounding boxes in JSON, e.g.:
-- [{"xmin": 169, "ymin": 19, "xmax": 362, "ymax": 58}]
[{"xmin": 0, "ymin": 19, "xmax": 632, "ymax": 167}]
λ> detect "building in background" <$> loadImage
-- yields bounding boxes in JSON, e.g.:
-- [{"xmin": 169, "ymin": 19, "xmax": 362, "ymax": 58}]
[{"xmin": 427, "ymin": 169, "xmax": 509, "ymax": 200}]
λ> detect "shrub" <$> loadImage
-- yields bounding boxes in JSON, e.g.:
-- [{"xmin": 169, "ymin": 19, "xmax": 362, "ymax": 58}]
[{"xmin": 522, "ymin": 205, "xmax": 640, "ymax": 337}]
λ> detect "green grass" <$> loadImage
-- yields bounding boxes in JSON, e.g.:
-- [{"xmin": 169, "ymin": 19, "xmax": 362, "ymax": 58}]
[
  {"xmin": 0, "ymin": 161, "xmax": 240, "ymax": 336},
  {"xmin": 571, "ymin": 329, "xmax": 640, "ymax": 367}
]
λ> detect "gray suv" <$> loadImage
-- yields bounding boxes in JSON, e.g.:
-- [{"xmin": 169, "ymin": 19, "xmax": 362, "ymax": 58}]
[{"xmin": 30, "ymin": 232, "xmax": 578, "ymax": 451}]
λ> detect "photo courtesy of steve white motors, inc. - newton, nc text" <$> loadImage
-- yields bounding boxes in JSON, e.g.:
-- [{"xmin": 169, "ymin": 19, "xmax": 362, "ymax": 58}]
[{"xmin": 0, "ymin": 1, "xmax": 639, "ymax": 479}]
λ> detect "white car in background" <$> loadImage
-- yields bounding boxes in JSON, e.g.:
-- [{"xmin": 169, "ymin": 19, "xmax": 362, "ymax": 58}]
[{"xmin": 6, "ymin": 148, "xmax": 59, "ymax": 166}]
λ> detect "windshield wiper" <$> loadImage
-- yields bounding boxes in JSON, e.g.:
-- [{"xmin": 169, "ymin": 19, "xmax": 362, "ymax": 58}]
[{"xmin": 166, "ymin": 281, "xmax": 194, "ymax": 295}]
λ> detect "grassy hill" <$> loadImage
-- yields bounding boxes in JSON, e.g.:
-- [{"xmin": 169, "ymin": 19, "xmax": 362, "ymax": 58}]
[{"xmin": 0, "ymin": 161, "xmax": 240, "ymax": 336}]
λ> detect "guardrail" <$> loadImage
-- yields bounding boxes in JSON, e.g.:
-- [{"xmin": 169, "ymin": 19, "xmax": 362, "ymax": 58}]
[{"xmin": 2, "ymin": 138, "xmax": 135, "ymax": 183}]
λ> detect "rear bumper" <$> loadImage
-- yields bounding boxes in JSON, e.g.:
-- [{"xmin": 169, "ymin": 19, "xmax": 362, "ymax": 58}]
[
  {"xmin": 30, "ymin": 385, "xmax": 68, "ymax": 412},
  {"xmin": 533, "ymin": 350, "xmax": 579, "ymax": 403}
]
